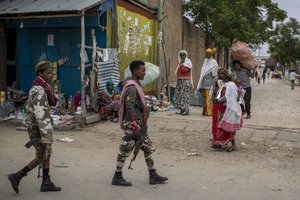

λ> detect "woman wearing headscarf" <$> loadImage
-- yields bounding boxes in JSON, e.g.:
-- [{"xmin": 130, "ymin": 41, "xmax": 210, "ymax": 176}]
[
  {"xmin": 114, "ymin": 81, "xmax": 124, "ymax": 100},
  {"xmin": 174, "ymin": 50, "xmax": 194, "ymax": 115},
  {"xmin": 99, "ymin": 80, "xmax": 120, "ymax": 122},
  {"xmin": 196, "ymin": 48, "xmax": 218, "ymax": 116},
  {"xmin": 211, "ymin": 68, "xmax": 243, "ymax": 151}
]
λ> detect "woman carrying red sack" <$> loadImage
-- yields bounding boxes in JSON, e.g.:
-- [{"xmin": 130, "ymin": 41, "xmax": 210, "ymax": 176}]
[{"xmin": 174, "ymin": 50, "xmax": 194, "ymax": 115}]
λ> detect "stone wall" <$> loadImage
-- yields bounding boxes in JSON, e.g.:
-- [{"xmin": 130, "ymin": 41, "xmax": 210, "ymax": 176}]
[
  {"xmin": 160, "ymin": 0, "xmax": 183, "ymax": 86},
  {"xmin": 182, "ymin": 17, "xmax": 206, "ymax": 87}
]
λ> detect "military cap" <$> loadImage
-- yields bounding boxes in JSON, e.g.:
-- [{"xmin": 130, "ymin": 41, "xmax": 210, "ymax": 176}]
[{"xmin": 35, "ymin": 61, "xmax": 52, "ymax": 72}]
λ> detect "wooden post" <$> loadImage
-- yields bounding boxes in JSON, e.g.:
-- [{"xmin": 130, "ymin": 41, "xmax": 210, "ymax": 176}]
[
  {"xmin": 156, "ymin": 0, "xmax": 163, "ymax": 99},
  {"xmin": 80, "ymin": 12, "xmax": 86, "ymax": 126},
  {"xmin": 167, "ymin": 59, "xmax": 170, "ymax": 102},
  {"xmin": 90, "ymin": 29, "xmax": 98, "ymax": 111},
  {"xmin": 0, "ymin": 20, "xmax": 7, "ymax": 91}
]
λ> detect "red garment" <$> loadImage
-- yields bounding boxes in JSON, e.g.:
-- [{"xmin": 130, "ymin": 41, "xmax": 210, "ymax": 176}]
[
  {"xmin": 74, "ymin": 92, "xmax": 81, "ymax": 111},
  {"xmin": 212, "ymin": 103, "xmax": 219, "ymax": 141},
  {"xmin": 212, "ymin": 87, "xmax": 235, "ymax": 147},
  {"xmin": 176, "ymin": 64, "xmax": 191, "ymax": 80},
  {"xmin": 32, "ymin": 76, "xmax": 58, "ymax": 106}
]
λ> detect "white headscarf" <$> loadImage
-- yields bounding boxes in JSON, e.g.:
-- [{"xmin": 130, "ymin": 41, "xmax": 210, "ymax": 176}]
[
  {"xmin": 196, "ymin": 57, "xmax": 218, "ymax": 90},
  {"xmin": 175, "ymin": 50, "xmax": 193, "ymax": 86}
]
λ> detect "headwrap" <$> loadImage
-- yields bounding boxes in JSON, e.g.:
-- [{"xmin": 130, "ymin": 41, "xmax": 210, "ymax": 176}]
[
  {"xmin": 218, "ymin": 67, "xmax": 235, "ymax": 81},
  {"xmin": 114, "ymin": 81, "xmax": 124, "ymax": 94},
  {"xmin": 206, "ymin": 48, "xmax": 217, "ymax": 54},
  {"xmin": 178, "ymin": 50, "xmax": 188, "ymax": 56},
  {"xmin": 175, "ymin": 50, "xmax": 194, "ymax": 86},
  {"xmin": 35, "ymin": 61, "xmax": 52, "ymax": 73},
  {"xmin": 177, "ymin": 50, "xmax": 192, "ymax": 69},
  {"xmin": 105, "ymin": 79, "xmax": 114, "ymax": 97}
]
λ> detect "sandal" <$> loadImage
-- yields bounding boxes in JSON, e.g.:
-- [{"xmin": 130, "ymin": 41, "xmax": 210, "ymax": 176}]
[
  {"xmin": 211, "ymin": 144, "xmax": 222, "ymax": 149},
  {"xmin": 227, "ymin": 147, "xmax": 237, "ymax": 152},
  {"xmin": 181, "ymin": 110, "xmax": 190, "ymax": 115}
]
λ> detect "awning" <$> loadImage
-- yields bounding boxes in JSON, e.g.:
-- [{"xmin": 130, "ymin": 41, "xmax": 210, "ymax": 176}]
[{"xmin": 0, "ymin": 0, "xmax": 105, "ymax": 16}]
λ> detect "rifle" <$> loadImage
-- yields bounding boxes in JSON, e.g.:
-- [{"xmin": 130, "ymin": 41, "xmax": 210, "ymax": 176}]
[
  {"xmin": 128, "ymin": 105, "xmax": 151, "ymax": 170},
  {"xmin": 24, "ymin": 138, "xmax": 44, "ymax": 178}
]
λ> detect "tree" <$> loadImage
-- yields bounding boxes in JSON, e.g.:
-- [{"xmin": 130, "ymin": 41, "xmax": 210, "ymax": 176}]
[
  {"xmin": 268, "ymin": 17, "xmax": 300, "ymax": 68},
  {"xmin": 182, "ymin": 0, "xmax": 287, "ymax": 50}
]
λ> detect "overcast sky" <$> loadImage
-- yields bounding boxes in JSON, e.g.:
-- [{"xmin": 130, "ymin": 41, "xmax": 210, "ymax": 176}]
[
  {"xmin": 258, "ymin": 0, "xmax": 300, "ymax": 56},
  {"xmin": 273, "ymin": 0, "xmax": 300, "ymax": 22}
]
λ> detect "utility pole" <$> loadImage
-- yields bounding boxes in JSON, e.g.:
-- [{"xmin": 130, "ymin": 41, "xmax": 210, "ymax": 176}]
[
  {"xmin": 157, "ymin": 0, "xmax": 163, "ymax": 99},
  {"xmin": 80, "ymin": 11, "xmax": 86, "ymax": 127}
]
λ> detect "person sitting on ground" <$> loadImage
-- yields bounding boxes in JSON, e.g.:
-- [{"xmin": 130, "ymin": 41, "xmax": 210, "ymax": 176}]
[
  {"xmin": 114, "ymin": 81, "xmax": 124, "ymax": 100},
  {"xmin": 99, "ymin": 80, "xmax": 120, "ymax": 122}
]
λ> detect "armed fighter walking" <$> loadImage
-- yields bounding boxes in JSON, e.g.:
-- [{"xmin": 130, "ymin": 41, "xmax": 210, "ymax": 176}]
[
  {"xmin": 7, "ymin": 61, "xmax": 61, "ymax": 193},
  {"xmin": 111, "ymin": 60, "xmax": 168, "ymax": 186}
]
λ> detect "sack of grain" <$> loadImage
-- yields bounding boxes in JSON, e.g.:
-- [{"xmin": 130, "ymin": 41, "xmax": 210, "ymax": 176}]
[{"xmin": 231, "ymin": 39, "xmax": 257, "ymax": 70}]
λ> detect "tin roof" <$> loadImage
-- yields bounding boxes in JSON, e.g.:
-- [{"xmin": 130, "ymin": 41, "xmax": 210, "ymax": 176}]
[{"xmin": 0, "ymin": 0, "xmax": 104, "ymax": 15}]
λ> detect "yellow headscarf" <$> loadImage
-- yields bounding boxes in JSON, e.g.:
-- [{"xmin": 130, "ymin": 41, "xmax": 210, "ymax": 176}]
[{"xmin": 206, "ymin": 48, "xmax": 217, "ymax": 54}]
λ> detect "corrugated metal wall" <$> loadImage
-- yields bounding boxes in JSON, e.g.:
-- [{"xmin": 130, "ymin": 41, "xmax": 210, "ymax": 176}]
[{"xmin": 7, "ymin": 15, "xmax": 107, "ymax": 97}]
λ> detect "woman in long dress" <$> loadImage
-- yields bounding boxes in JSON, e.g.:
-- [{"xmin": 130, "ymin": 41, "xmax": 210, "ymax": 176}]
[
  {"xmin": 211, "ymin": 68, "xmax": 243, "ymax": 151},
  {"xmin": 174, "ymin": 50, "xmax": 193, "ymax": 115}
]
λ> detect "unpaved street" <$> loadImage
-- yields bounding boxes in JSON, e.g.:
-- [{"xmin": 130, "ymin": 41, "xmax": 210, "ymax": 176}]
[{"xmin": 0, "ymin": 77, "xmax": 299, "ymax": 200}]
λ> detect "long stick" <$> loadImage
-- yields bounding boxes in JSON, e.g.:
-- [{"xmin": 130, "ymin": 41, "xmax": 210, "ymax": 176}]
[{"xmin": 80, "ymin": 11, "xmax": 86, "ymax": 126}]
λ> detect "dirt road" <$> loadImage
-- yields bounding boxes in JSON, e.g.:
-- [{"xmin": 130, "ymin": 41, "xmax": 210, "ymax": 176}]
[{"xmin": 0, "ymin": 77, "xmax": 299, "ymax": 200}]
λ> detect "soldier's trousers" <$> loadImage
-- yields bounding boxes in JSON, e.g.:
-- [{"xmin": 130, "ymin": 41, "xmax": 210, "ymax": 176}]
[
  {"xmin": 27, "ymin": 125, "xmax": 52, "ymax": 159},
  {"xmin": 115, "ymin": 127, "xmax": 155, "ymax": 172}
]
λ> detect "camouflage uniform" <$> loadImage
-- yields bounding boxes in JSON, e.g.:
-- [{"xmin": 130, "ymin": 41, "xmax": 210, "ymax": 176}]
[
  {"xmin": 24, "ymin": 85, "xmax": 54, "ymax": 159},
  {"xmin": 115, "ymin": 85, "xmax": 155, "ymax": 172}
]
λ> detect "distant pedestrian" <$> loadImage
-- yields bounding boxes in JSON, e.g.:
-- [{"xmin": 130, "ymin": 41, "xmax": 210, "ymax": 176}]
[
  {"xmin": 257, "ymin": 75, "xmax": 261, "ymax": 84},
  {"xmin": 262, "ymin": 73, "xmax": 266, "ymax": 84},
  {"xmin": 232, "ymin": 60, "xmax": 254, "ymax": 119},
  {"xmin": 174, "ymin": 50, "xmax": 193, "ymax": 115},
  {"xmin": 254, "ymin": 70, "xmax": 258, "ymax": 83},
  {"xmin": 267, "ymin": 68, "xmax": 271, "ymax": 78},
  {"xmin": 195, "ymin": 48, "xmax": 218, "ymax": 116},
  {"xmin": 289, "ymin": 69, "xmax": 300, "ymax": 90}
]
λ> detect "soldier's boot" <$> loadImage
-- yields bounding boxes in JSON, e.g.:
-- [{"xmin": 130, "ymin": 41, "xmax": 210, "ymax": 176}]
[
  {"xmin": 149, "ymin": 169, "xmax": 168, "ymax": 185},
  {"xmin": 111, "ymin": 171, "xmax": 132, "ymax": 186},
  {"xmin": 7, "ymin": 171, "xmax": 27, "ymax": 194},
  {"xmin": 40, "ymin": 176, "xmax": 61, "ymax": 192}
]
